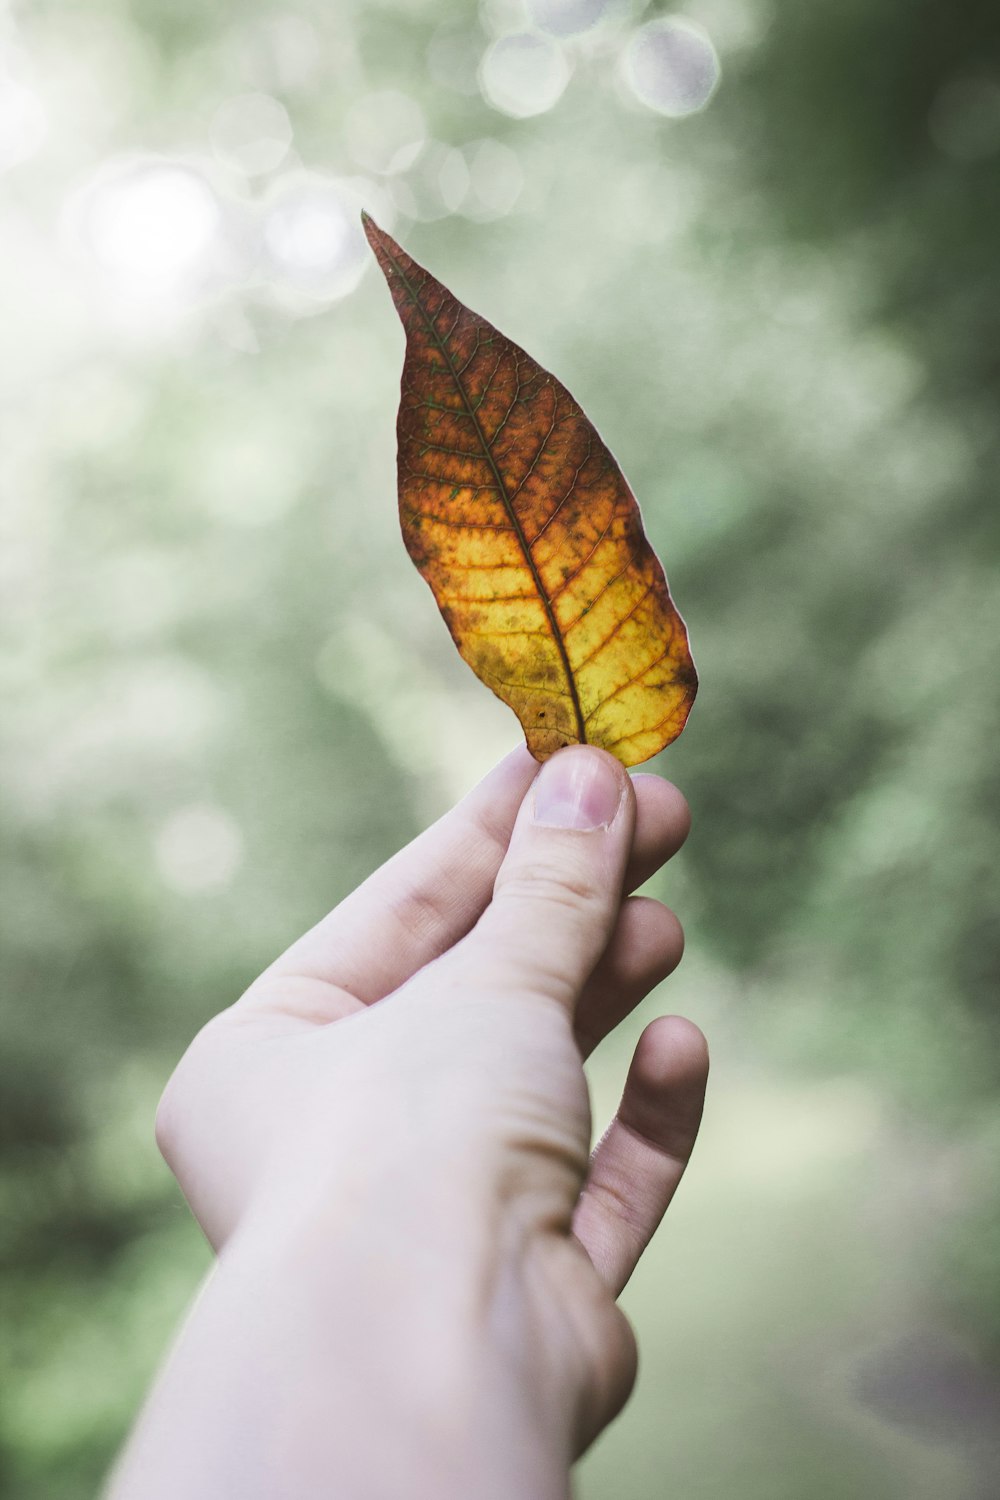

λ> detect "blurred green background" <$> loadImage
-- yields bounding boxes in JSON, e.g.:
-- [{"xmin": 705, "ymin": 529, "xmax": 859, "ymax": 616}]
[{"xmin": 2, "ymin": 0, "xmax": 999, "ymax": 1494}]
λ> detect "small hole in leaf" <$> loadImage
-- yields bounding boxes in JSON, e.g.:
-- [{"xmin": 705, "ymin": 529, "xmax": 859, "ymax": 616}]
[{"xmin": 538, "ymin": 711, "xmax": 546, "ymax": 717}]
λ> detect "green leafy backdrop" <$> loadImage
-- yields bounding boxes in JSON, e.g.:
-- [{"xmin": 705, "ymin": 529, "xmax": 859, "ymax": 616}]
[{"xmin": 2, "ymin": 1, "xmax": 999, "ymax": 1494}]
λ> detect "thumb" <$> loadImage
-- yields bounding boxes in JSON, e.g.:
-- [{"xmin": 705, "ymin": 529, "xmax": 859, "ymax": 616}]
[{"xmin": 455, "ymin": 747, "xmax": 635, "ymax": 1013}]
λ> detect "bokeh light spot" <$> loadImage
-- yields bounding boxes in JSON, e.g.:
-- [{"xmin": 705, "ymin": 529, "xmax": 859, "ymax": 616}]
[
  {"xmin": 438, "ymin": 147, "xmax": 471, "ymax": 213},
  {"xmin": 479, "ymin": 33, "xmax": 571, "ymax": 119},
  {"xmin": 527, "ymin": 0, "xmax": 607, "ymax": 38},
  {"xmin": 262, "ymin": 174, "xmax": 369, "ymax": 302},
  {"xmin": 155, "ymin": 805, "xmax": 244, "ymax": 894},
  {"xmin": 623, "ymin": 17, "xmax": 720, "ymax": 118},
  {"xmin": 480, "ymin": 0, "xmax": 531, "ymax": 37},
  {"xmin": 0, "ymin": 77, "xmax": 48, "ymax": 173},
  {"xmin": 210, "ymin": 92, "xmax": 293, "ymax": 177},
  {"xmin": 82, "ymin": 161, "xmax": 221, "ymax": 286},
  {"xmin": 392, "ymin": 142, "xmax": 456, "ymax": 222}
]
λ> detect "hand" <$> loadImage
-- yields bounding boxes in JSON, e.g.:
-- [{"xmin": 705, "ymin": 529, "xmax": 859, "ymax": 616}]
[{"xmin": 119, "ymin": 746, "xmax": 708, "ymax": 1500}]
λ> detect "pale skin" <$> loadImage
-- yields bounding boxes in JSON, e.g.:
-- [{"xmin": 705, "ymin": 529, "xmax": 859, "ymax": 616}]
[{"xmin": 108, "ymin": 744, "xmax": 709, "ymax": 1500}]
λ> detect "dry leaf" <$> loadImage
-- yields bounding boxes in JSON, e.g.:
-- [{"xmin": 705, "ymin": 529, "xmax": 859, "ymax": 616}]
[{"xmin": 364, "ymin": 215, "xmax": 697, "ymax": 766}]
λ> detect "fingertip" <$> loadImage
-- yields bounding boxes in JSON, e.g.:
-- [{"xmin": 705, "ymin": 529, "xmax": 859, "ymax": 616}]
[
  {"xmin": 457, "ymin": 744, "xmax": 542, "ymax": 850},
  {"xmin": 573, "ymin": 898, "xmax": 685, "ymax": 1057},
  {"xmin": 471, "ymin": 743, "xmax": 541, "ymax": 799},
  {"xmin": 625, "ymin": 777, "xmax": 690, "ymax": 893},
  {"xmin": 621, "ymin": 1015, "xmax": 709, "ymax": 1154},
  {"xmin": 575, "ymin": 1013, "xmax": 708, "ymax": 1300},
  {"xmin": 529, "ymin": 745, "xmax": 631, "ymax": 833},
  {"xmin": 636, "ymin": 1014, "xmax": 710, "ymax": 1085},
  {"xmin": 614, "ymin": 897, "xmax": 685, "ymax": 982},
  {"xmin": 631, "ymin": 774, "xmax": 691, "ymax": 847}
]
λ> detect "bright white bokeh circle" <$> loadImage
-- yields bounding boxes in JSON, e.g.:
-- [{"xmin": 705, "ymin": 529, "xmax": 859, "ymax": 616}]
[
  {"xmin": 479, "ymin": 33, "xmax": 571, "ymax": 119},
  {"xmin": 84, "ymin": 162, "xmax": 221, "ymax": 284},
  {"xmin": 623, "ymin": 17, "xmax": 721, "ymax": 118},
  {"xmin": 262, "ymin": 173, "xmax": 372, "ymax": 303},
  {"xmin": 0, "ymin": 78, "xmax": 48, "ymax": 173}
]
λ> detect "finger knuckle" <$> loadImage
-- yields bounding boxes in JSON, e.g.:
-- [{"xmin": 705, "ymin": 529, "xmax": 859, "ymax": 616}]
[
  {"xmin": 498, "ymin": 860, "xmax": 604, "ymax": 914},
  {"xmin": 153, "ymin": 1075, "xmax": 180, "ymax": 1165},
  {"xmin": 152, "ymin": 1017, "xmax": 222, "ymax": 1167}
]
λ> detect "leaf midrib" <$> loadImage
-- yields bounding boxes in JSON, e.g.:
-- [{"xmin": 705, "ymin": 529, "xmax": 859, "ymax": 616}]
[{"xmin": 387, "ymin": 250, "xmax": 588, "ymax": 747}]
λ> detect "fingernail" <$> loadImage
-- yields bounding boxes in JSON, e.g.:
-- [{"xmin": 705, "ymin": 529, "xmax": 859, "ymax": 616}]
[{"xmin": 532, "ymin": 749, "xmax": 623, "ymax": 831}]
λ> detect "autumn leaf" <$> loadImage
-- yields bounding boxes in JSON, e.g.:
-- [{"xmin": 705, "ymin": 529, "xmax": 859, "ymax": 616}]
[{"xmin": 363, "ymin": 214, "xmax": 697, "ymax": 767}]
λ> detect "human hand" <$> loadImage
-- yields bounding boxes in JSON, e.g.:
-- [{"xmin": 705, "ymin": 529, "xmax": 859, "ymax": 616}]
[{"xmin": 138, "ymin": 746, "xmax": 707, "ymax": 1498}]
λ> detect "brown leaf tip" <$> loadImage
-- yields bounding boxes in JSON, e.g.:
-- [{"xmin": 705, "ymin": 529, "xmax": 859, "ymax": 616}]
[
  {"xmin": 360, "ymin": 209, "xmax": 379, "ymax": 250},
  {"xmin": 362, "ymin": 211, "xmax": 403, "ymax": 282}
]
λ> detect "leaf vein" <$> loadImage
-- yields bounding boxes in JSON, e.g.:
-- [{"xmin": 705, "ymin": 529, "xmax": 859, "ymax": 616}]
[
  {"xmin": 459, "ymin": 627, "xmax": 552, "ymax": 640},
  {"xmin": 583, "ymin": 643, "xmax": 671, "ymax": 724},
  {"xmin": 572, "ymin": 581, "xmax": 654, "ymax": 671},
  {"xmin": 404, "ymin": 509, "xmax": 513, "ymax": 532},
  {"xmin": 548, "ymin": 499, "xmax": 619, "ymax": 602},
  {"xmin": 527, "ymin": 430, "xmax": 593, "ymax": 545},
  {"xmin": 563, "ymin": 550, "xmax": 642, "ymax": 635},
  {"xmin": 437, "ymin": 590, "xmax": 539, "ymax": 604},
  {"xmin": 477, "ymin": 666, "xmax": 570, "ymax": 699},
  {"xmin": 604, "ymin": 702, "xmax": 687, "ymax": 752}
]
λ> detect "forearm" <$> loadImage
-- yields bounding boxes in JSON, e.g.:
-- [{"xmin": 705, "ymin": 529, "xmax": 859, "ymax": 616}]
[{"xmin": 106, "ymin": 1211, "xmax": 573, "ymax": 1500}]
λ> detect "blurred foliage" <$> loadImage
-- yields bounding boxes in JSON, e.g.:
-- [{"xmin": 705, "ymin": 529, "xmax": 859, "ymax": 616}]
[{"xmin": 2, "ymin": 0, "xmax": 999, "ymax": 1496}]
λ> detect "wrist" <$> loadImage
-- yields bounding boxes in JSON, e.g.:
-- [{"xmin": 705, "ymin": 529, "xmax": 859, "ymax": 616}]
[
  {"xmin": 224, "ymin": 1206, "xmax": 574, "ymax": 1500},
  {"xmin": 115, "ymin": 1157, "xmax": 576, "ymax": 1500},
  {"xmin": 113, "ymin": 1213, "xmax": 573, "ymax": 1500}
]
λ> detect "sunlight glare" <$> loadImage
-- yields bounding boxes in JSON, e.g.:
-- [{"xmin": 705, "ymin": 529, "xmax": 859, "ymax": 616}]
[
  {"xmin": 262, "ymin": 174, "xmax": 368, "ymax": 302},
  {"xmin": 84, "ymin": 161, "xmax": 221, "ymax": 286},
  {"xmin": 0, "ymin": 77, "xmax": 48, "ymax": 173}
]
